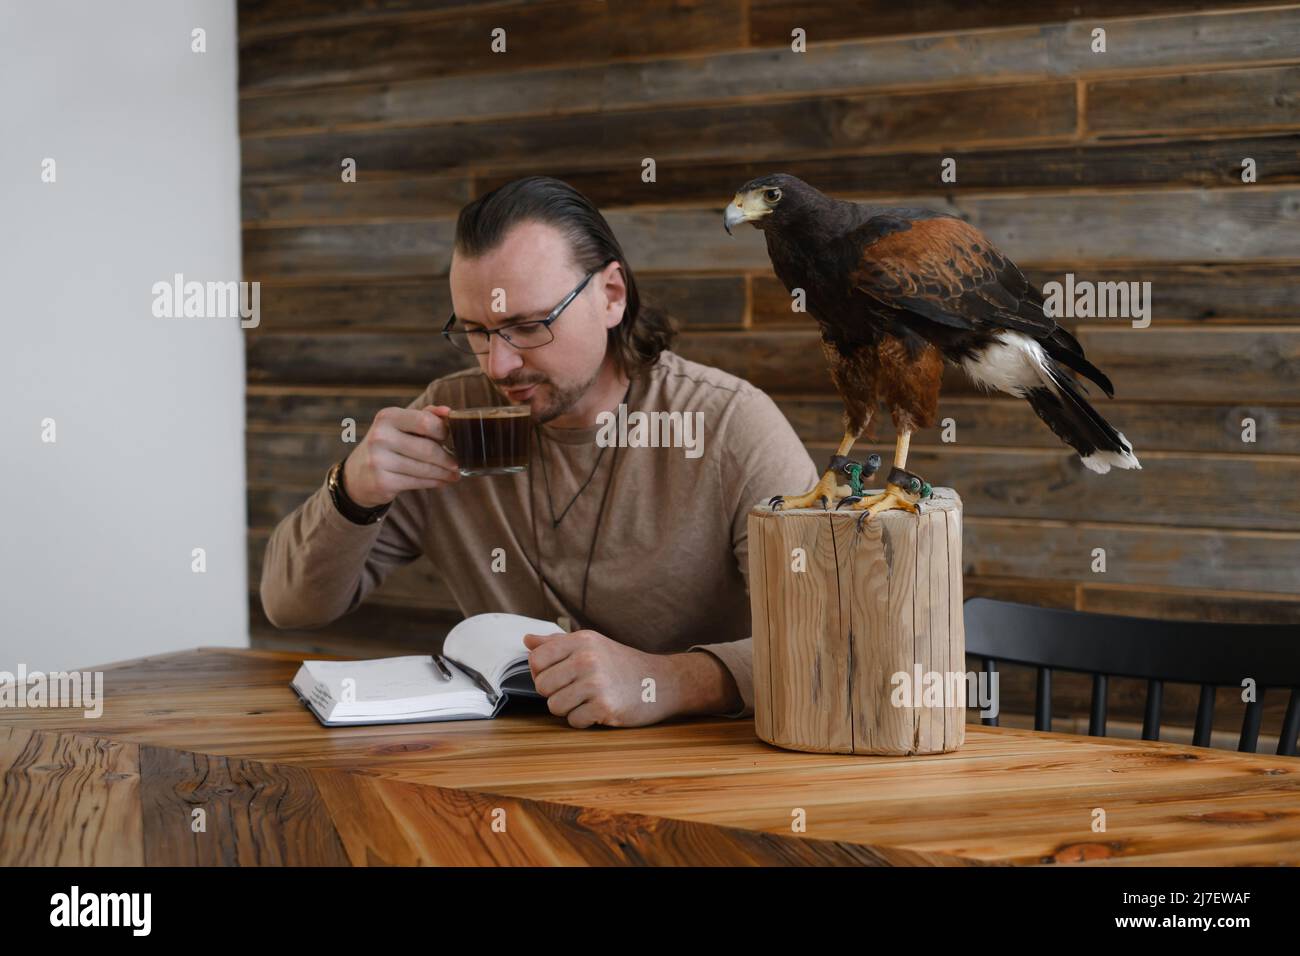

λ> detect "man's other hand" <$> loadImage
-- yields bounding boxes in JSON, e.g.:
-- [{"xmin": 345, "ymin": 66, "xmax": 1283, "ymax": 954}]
[{"xmin": 523, "ymin": 629, "xmax": 682, "ymax": 728}]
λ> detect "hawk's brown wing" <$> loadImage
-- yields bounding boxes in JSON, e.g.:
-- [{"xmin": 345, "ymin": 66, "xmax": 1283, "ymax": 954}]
[
  {"xmin": 845, "ymin": 214, "xmax": 1113, "ymax": 396},
  {"xmin": 847, "ymin": 215, "xmax": 1052, "ymax": 335}
]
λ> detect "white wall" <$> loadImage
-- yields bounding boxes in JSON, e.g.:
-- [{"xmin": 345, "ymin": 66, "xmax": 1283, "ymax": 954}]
[{"xmin": 0, "ymin": 1, "xmax": 247, "ymax": 672}]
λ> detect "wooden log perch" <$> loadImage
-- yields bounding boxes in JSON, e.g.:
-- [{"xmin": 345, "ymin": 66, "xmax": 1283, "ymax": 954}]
[{"xmin": 748, "ymin": 488, "xmax": 965, "ymax": 756}]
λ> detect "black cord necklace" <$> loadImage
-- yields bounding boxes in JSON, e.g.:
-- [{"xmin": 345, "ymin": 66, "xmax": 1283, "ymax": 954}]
[
  {"xmin": 539, "ymin": 430, "xmax": 609, "ymax": 530},
  {"xmin": 528, "ymin": 378, "xmax": 633, "ymax": 628}
]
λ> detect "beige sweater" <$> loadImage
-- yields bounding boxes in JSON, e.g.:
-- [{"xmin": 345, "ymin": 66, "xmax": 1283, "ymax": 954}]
[{"xmin": 259, "ymin": 350, "xmax": 819, "ymax": 719}]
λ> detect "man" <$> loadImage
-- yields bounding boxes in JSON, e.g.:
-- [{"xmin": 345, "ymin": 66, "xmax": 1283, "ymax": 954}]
[{"xmin": 260, "ymin": 176, "xmax": 819, "ymax": 728}]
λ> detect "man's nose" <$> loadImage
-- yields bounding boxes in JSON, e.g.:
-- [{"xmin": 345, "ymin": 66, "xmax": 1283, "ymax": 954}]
[{"xmin": 485, "ymin": 331, "xmax": 522, "ymax": 380}]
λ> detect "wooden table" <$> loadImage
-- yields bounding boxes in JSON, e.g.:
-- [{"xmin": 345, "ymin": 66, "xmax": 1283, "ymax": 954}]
[{"xmin": 2, "ymin": 648, "xmax": 1298, "ymax": 866}]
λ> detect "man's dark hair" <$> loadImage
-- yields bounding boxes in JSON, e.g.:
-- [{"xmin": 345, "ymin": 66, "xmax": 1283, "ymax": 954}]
[{"xmin": 453, "ymin": 176, "xmax": 677, "ymax": 379}]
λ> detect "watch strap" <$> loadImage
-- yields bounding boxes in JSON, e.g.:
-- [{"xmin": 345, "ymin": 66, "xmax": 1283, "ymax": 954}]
[{"xmin": 328, "ymin": 457, "xmax": 391, "ymax": 525}]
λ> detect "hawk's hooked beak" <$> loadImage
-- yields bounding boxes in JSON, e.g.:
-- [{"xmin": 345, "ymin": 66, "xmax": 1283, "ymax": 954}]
[{"xmin": 724, "ymin": 191, "xmax": 768, "ymax": 235}]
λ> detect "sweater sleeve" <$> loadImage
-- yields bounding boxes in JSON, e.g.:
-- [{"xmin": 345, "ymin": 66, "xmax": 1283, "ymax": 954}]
[
  {"xmin": 687, "ymin": 384, "xmax": 821, "ymax": 718},
  {"xmin": 258, "ymin": 386, "xmax": 437, "ymax": 629}
]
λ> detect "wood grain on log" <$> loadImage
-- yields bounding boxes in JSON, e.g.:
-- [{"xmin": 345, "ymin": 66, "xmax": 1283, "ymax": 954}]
[{"xmin": 749, "ymin": 489, "xmax": 966, "ymax": 755}]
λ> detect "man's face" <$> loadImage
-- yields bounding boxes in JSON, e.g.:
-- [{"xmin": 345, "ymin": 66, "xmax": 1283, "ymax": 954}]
[{"xmin": 448, "ymin": 220, "xmax": 625, "ymax": 425}]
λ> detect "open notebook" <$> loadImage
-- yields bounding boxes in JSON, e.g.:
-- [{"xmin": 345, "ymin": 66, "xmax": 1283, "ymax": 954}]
[{"xmin": 290, "ymin": 612, "xmax": 563, "ymax": 726}]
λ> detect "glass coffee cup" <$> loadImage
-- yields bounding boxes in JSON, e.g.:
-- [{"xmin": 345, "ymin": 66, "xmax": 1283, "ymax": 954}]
[{"xmin": 445, "ymin": 405, "xmax": 531, "ymax": 476}]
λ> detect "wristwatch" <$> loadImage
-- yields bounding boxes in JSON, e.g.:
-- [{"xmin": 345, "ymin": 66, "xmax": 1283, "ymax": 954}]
[{"xmin": 327, "ymin": 456, "xmax": 391, "ymax": 525}]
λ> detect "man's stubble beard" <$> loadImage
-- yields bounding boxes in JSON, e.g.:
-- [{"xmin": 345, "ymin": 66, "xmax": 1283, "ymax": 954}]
[{"xmin": 530, "ymin": 363, "xmax": 602, "ymax": 426}]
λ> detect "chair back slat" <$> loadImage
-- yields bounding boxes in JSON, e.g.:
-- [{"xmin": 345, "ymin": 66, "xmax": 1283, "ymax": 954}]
[
  {"xmin": 1035, "ymin": 667, "xmax": 1052, "ymax": 732},
  {"xmin": 1281, "ymin": 691, "xmax": 1300, "ymax": 757},
  {"xmin": 1193, "ymin": 685, "xmax": 1215, "ymax": 748},
  {"xmin": 1142, "ymin": 679, "xmax": 1163, "ymax": 740},
  {"xmin": 1088, "ymin": 674, "xmax": 1108, "ymax": 737},
  {"xmin": 982, "ymin": 658, "xmax": 999, "ymax": 727},
  {"xmin": 1239, "ymin": 689, "xmax": 1266, "ymax": 752}
]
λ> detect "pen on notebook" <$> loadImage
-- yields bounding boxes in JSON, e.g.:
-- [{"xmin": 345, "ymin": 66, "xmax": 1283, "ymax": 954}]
[
  {"xmin": 433, "ymin": 654, "xmax": 454, "ymax": 681},
  {"xmin": 444, "ymin": 657, "xmax": 500, "ymax": 703}
]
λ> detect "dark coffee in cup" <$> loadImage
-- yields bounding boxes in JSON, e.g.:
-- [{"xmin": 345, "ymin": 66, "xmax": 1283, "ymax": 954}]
[{"xmin": 447, "ymin": 405, "xmax": 531, "ymax": 476}]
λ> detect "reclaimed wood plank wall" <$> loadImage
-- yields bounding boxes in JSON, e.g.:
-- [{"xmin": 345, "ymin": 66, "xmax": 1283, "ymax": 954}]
[{"xmin": 240, "ymin": 2, "xmax": 1300, "ymax": 729}]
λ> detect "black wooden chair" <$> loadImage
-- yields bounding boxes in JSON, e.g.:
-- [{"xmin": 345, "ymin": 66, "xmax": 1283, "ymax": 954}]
[{"xmin": 963, "ymin": 597, "xmax": 1300, "ymax": 756}]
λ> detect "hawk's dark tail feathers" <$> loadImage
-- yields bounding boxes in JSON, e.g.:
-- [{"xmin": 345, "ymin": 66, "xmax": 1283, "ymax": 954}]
[
  {"xmin": 1026, "ymin": 362, "xmax": 1141, "ymax": 474},
  {"xmin": 1041, "ymin": 326, "xmax": 1115, "ymax": 398}
]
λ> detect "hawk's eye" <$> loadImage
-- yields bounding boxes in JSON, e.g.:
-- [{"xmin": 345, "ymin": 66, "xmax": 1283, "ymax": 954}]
[{"xmin": 764, "ymin": 188, "xmax": 782, "ymax": 204}]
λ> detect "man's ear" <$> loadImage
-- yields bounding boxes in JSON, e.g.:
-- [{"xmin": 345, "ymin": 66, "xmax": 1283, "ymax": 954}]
[{"xmin": 600, "ymin": 261, "xmax": 628, "ymax": 329}]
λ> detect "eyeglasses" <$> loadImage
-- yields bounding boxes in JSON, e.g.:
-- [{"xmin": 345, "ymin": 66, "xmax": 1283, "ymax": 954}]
[{"xmin": 442, "ymin": 259, "xmax": 616, "ymax": 355}]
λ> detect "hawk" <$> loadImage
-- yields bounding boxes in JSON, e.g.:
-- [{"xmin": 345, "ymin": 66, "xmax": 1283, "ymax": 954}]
[{"xmin": 724, "ymin": 174, "xmax": 1140, "ymax": 517}]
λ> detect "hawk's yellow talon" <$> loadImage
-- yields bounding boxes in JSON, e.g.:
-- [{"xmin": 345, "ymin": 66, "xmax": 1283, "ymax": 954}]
[
  {"xmin": 769, "ymin": 472, "xmax": 847, "ymax": 510},
  {"xmin": 846, "ymin": 483, "xmax": 920, "ymax": 517}
]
